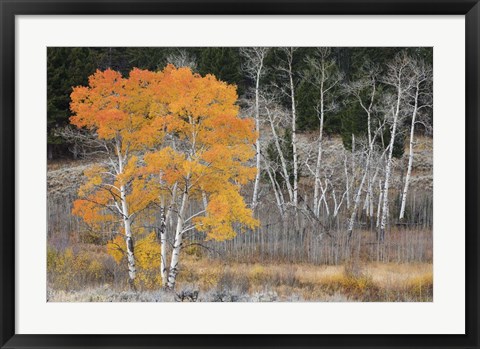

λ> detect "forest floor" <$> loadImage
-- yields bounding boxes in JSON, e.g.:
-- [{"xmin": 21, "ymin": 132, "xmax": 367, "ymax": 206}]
[{"xmin": 48, "ymin": 259, "xmax": 433, "ymax": 302}]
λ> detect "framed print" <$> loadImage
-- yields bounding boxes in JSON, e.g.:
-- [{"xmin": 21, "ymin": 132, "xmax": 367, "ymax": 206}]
[{"xmin": 1, "ymin": 0, "xmax": 479, "ymax": 348}]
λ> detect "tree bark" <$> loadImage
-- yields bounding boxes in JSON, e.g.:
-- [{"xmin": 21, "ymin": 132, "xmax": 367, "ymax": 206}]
[
  {"xmin": 313, "ymin": 82, "xmax": 325, "ymax": 218},
  {"xmin": 399, "ymin": 83, "xmax": 420, "ymax": 220},
  {"xmin": 120, "ymin": 184, "xmax": 136, "ymax": 285},
  {"xmin": 116, "ymin": 142, "xmax": 136, "ymax": 286},
  {"xmin": 159, "ymin": 205, "xmax": 168, "ymax": 287},
  {"xmin": 266, "ymin": 109, "xmax": 294, "ymax": 202},
  {"xmin": 251, "ymin": 63, "xmax": 263, "ymax": 210},
  {"xmin": 264, "ymin": 158, "xmax": 286, "ymax": 219},
  {"xmin": 346, "ymin": 156, "xmax": 370, "ymax": 240},
  {"xmin": 285, "ymin": 50, "xmax": 299, "ymax": 209},
  {"xmin": 376, "ymin": 180, "xmax": 383, "ymax": 228},
  {"xmin": 167, "ymin": 190, "xmax": 188, "ymax": 289},
  {"xmin": 379, "ymin": 97, "xmax": 401, "ymax": 241}
]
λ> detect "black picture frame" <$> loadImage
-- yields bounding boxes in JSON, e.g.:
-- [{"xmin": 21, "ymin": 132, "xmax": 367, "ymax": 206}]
[{"xmin": 1, "ymin": 0, "xmax": 478, "ymax": 348}]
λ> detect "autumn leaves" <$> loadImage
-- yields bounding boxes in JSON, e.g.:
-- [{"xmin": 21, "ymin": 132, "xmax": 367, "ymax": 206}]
[{"xmin": 69, "ymin": 65, "xmax": 258, "ymax": 289}]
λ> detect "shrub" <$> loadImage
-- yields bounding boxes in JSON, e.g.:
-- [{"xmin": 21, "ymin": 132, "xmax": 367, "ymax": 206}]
[
  {"xmin": 48, "ymin": 246, "xmax": 113, "ymax": 290},
  {"xmin": 249, "ymin": 264, "xmax": 266, "ymax": 285}
]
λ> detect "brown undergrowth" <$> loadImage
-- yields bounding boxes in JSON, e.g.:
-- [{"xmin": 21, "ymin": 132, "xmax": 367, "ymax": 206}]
[
  {"xmin": 48, "ymin": 246, "xmax": 432, "ymax": 302},
  {"xmin": 173, "ymin": 256, "xmax": 432, "ymax": 302}
]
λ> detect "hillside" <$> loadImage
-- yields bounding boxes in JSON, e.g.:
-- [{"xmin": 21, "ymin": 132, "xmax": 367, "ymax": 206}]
[{"xmin": 47, "ymin": 135, "xmax": 433, "ymax": 200}]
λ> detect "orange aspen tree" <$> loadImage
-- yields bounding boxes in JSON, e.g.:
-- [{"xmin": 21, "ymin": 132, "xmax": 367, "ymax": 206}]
[
  {"xmin": 70, "ymin": 68, "xmax": 164, "ymax": 287},
  {"xmin": 143, "ymin": 65, "xmax": 259, "ymax": 289}
]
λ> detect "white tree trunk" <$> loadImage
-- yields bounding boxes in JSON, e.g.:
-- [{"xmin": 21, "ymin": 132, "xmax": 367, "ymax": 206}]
[
  {"xmin": 313, "ymin": 87, "xmax": 325, "ymax": 218},
  {"xmin": 344, "ymin": 153, "xmax": 350, "ymax": 210},
  {"xmin": 318, "ymin": 179, "xmax": 330, "ymax": 217},
  {"xmin": 376, "ymin": 180, "xmax": 383, "ymax": 228},
  {"xmin": 264, "ymin": 159, "xmax": 286, "ymax": 219},
  {"xmin": 366, "ymin": 157, "xmax": 383, "ymax": 219},
  {"xmin": 351, "ymin": 134, "xmax": 356, "ymax": 198},
  {"xmin": 251, "ymin": 67, "xmax": 263, "ymax": 210},
  {"xmin": 159, "ymin": 205, "xmax": 168, "ymax": 287},
  {"xmin": 346, "ymin": 149, "xmax": 375, "ymax": 239},
  {"xmin": 345, "ymin": 108, "xmax": 384, "ymax": 239},
  {"xmin": 120, "ymin": 184, "xmax": 136, "ymax": 284},
  {"xmin": 167, "ymin": 190, "xmax": 188, "ymax": 289},
  {"xmin": 241, "ymin": 47, "xmax": 268, "ymax": 211},
  {"xmin": 379, "ymin": 99, "xmax": 401, "ymax": 241},
  {"xmin": 378, "ymin": 52, "xmax": 413, "ymax": 239},
  {"xmin": 288, "ymin": 62, "xmax": 299, "ymax": 208},
  {"xmin": 399, "ymin": 85, "xmax": 419, "ymax": 220},
  {"xmin": 363, "ymin": 103, "xmax": 374, "ymax": 218},
  {"xmin": 116, "ymin": 143, "xmax": 136, "ymax": 286},
  {"xmin": 266, "ymin": 110, "xmax": 294, "ymax": 202}
]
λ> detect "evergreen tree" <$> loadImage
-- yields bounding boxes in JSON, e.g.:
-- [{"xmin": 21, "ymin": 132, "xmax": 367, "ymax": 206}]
[
  {"xmin": 198, "ymin": 48, "xmax": 244, "ymax": 95},
  {"xmin": 47, "ymin": 47, "xmax": 99, "ymax": 158}
]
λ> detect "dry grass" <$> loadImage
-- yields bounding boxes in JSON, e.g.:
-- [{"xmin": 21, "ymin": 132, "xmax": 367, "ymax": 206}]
[
  {"xmin": 172, "ymin": 256, "xmax": 433, "ymax": 302},
  {"xmin": 48, "ymin": 257, "xmax": 432, "ymax": 302}
]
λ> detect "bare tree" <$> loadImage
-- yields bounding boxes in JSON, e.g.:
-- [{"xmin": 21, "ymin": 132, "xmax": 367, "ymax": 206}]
[
  {"xmin": 345, "ymin": 123, "xmax": 387, "ymax": 240},
  {"xmin": 166, "ymin": 48, "xmax": 197, "ymax": 70},
  {"xmin": 263, "ymin": 155, "xmax": 287, "ymax": 219},
  {"xmin": 241, "ymin": 47, "xmax": 270, "ymax": 210},
  {"xmin": 262, "ymin": 93, "xmax": 295, "ymax": 205},
  {"xmin": 346, "ymin": 63, "xmax": 380, "ymax": 218},
  {"xmin": 399, "ymin": 59, "xmax": 433, "ymax": 220},
  {"xmin": 378, "ymin": 52, "xmax": 412, "ymax": 241},
  {"xmin": 304, "ymin": 48, "xmax": 343, "ymax": 218},
  {"xmin": 277, "ymin": 47, "xmax": 299, "ymax": 209},
  {"xmin": 343, "ymin": 63, "xmax": 383, "ymax": 239},
  {"xmin": 56, "ymin": 126, "xmax": 110, "ymax": 159}
]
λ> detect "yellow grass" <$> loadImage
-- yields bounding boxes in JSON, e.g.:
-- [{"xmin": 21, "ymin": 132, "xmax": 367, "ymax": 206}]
[
  {"xmin": 175, "ymin": 256, "xmax": 433, "ymax": 302},
  {"xmin": 48, "ymin": 248, "xmax": 433, "ymax": 302}
]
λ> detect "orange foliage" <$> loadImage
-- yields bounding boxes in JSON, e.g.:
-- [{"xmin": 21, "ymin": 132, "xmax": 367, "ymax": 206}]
[
  {"xmin": 71, "ymin": 65, "xmax": 258, "ymax": 263},
  {"xmin": 70, "ymin": 68, "xmax": 165, "ymax": 150},
  {"xmin": 70, "ymin": 69, "xmax": 164, "ymax": 234},
  {"xmin": 142, "ymin": 66, "xmax": 258, "ymax": 241}
]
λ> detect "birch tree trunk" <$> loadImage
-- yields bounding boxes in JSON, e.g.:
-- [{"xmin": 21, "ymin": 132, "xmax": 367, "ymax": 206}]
[
  {"xmin": 319, "ymin": 179, "xmax": 330, "ymax": 217},
  {"xmin": 306, "ymin": 48, "xmax": 342, "ymax": 218},
  {"xmin": 313, "ymin": 87, "xmax": 325, "ymax": 218},
  {"xmin": 251, "ymin": 63, "xmax": 263, "ymax": 210},
  {"xmin": 116, "ymin": 142, "xmax": 136, "ymax": 286},
  {"xmin": 264, "ymin": 158, "xmax": 286, "ymax": 219},
  {"xmin": 379, "ymin": 106, "xmax": 400, "ymax": 241},
  {"xmin": 120, "ymin": 184, "xmax": 136, "ymax": 285},
  {"xmin": 376, "ymin": 180, "xmax": 383, "ymax": 228},
  {"xmin": 345, "ymin": 127, "xmax": 383, "ymax": 240},
  {"xmin": 159, "ymin": 205, "xmax": 168, "ymax": 287},
  {"xmin": 167, "ymin": 190, "xmax": 188, "ymax": 289},
  {"xmin": 241, "ymin": 47, "xmax": 269, "ymax": 211},
  {"xmin": 344, "ymin": 153, "xmax": 350, "ymax": 210},
  {"xmin": 288, "ymin": 59, "xmax": 299, "ymax": 208},
  {"xmin": 278, "ymin": 48, "xmax": 299, "ymax": 209},
  {"xmin": 399, "ymin": 82, "xmax": 420, "ymax": 220},
  {"xmin": 378, "ymin": 53, "xmax": 412, "ymax": 241},
  {"xmin": 346, "ymin": 156, "xmax": 370, "ymax": 240},
  {"xmin": 265, "ymin": 106, "xmax": 294, "ymax": 202},
  {"xmin": 350, "ymin": 134, "xmax": 356, "ymax": 206}
]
